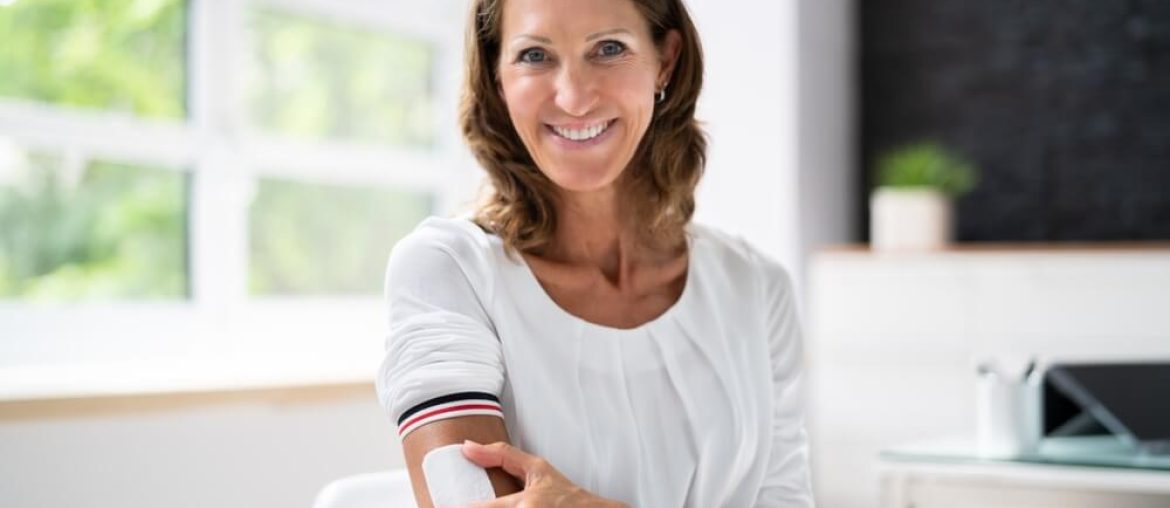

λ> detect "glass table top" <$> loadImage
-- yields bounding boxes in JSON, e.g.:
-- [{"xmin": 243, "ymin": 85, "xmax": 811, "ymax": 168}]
[{"xmin": 881, "ymin": 435, "xmax": 1170, "ymax": 472}]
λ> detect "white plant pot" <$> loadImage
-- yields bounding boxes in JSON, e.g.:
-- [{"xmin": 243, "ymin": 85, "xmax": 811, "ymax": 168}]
[{"xmin": 870, "ymin": 188, "xmax": 953, "ymax": 251}]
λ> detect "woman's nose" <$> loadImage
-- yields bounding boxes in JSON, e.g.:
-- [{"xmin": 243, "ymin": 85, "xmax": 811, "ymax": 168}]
[{"xmin": 553, "ymin": 65, "xmax": 599, "ymax": 117}]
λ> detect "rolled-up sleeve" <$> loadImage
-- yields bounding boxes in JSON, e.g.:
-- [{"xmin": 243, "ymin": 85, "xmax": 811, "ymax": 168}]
[
  {"xmin": 755, "ymin": 261, "xmax": 816, "ymax": 507},
  {"xmin": 374, "ymin": 221, "xmax": 506, "ymax": 440}
]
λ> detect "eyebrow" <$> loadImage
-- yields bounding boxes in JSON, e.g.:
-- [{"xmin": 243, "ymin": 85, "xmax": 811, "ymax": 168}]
[
  {"xmin": 585, "ymin": 28, "xmax": 633, "ymax": 41},
  {"xmin": 512, "ymin": 34, "xmax": 552, "ymax": 45},
  {"xmin": 509, "ymin": 28, "xmax": 634, "ymax": 46}
]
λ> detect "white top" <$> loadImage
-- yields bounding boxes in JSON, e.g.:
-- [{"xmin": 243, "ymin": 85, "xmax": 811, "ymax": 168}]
[{"xmin": 376, "ymin": 216, "xmax": 814, "ymax": 507}]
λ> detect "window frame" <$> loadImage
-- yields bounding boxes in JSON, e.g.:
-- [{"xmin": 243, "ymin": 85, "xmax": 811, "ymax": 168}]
[{"xmin": 0, "ymin": 0, "xmax": 475, "ymax": 398}]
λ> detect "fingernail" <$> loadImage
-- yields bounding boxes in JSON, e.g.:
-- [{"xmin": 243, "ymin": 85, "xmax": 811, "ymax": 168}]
[{"xmin": 463, "ymin": 439, "xmax": 480, "ymax": 447}]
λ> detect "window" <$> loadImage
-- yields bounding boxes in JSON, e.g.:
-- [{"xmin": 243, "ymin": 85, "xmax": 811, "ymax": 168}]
[
  {"xmin": 0, "ymin": 0, "xmax": 190, "ymax": 303},
  {"xmin": 241, "ymin": 4, "xmax": 441, "ymax": 297},
  {"xmin": 0, "ymin": 0, "xmax": 468, "ymax": 388},
  {"xmin": 0, "ymin": 142, "xmax": 188, "ymax": 300}
]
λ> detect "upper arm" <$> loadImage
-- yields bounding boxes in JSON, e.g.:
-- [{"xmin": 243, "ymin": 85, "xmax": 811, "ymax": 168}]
[
  {"xmin": 756, "ymin": 256, "xmax": 816, "ymax": 506},
  {"xmin": 375, "ymin": 222, "xmax": 522, "ymax": 506}
]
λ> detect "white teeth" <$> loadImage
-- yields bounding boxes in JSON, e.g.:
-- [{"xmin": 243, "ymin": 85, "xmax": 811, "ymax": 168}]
[{"xmin": 552, "ymin": 121, "xmax": 611, "ymax": 141}]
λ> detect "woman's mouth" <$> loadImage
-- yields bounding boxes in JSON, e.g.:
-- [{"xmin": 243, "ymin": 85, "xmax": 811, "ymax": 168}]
[{"xmin": 545, "ymin": 119, "xmax": 617, "ymax": 149}]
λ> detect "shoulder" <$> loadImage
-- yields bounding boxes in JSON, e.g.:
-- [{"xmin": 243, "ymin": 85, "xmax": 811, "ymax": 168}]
[
  {"xmin": 392, "ymin": 215, "xmax": 495, "ymax": 262},
  {"xmin": 690, "ymin": 222, "xmax": 791, "ymax": 280},
  {"xmin": 386, "ymin": 215, "xmax": 499, "ymax": 298},
  {"xmin": 689, "ymin": 222, "xmax": 795, "ymax": 301}
]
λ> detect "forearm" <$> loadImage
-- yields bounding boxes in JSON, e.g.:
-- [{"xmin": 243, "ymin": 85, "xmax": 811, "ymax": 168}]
[{"xmin": 402, "ymin": 415, "xmax": 523, "ymax": 507}]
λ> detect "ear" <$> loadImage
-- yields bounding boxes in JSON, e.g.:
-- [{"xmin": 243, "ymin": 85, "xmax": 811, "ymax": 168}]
[{"xmin": 657, "ymin": 29, "xmax": 683, "ymax": 88}]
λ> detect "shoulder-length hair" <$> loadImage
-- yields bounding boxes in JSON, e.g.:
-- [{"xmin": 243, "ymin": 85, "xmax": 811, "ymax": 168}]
[{"xmin": 460, "ymin": 0, "xmax": 706, "ymax": 255}]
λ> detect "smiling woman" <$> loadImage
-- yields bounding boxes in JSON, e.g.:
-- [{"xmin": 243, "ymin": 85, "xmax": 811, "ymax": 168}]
[
  {"xmin": 464, "ymin": 0, "xmax": 705, "ymax": 256},
  {"xmin": 375, "ymin": 0, "xmax": 815, "ymax": 507}
]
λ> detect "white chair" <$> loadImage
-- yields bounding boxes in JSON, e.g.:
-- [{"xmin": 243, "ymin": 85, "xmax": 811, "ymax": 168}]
[{"xmin": 312, "ymin": 469, "xmax": 418, "ymax": 508}]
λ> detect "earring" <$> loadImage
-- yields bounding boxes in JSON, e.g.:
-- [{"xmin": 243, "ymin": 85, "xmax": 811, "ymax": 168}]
[{"xmin": 655, "ymin": 86, "xmax": 667, "ymax": 104}]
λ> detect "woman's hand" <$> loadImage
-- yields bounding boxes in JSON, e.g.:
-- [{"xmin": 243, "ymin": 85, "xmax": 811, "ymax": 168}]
[{"xmin": 460, "ymin": 440, "xmax": 628, "ymax": 508}]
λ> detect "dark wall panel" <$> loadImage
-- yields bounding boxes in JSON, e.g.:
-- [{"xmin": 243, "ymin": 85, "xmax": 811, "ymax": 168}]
[{"xmin": 861, "ymin": 0, "xmax": 1170, "ymax": 241}]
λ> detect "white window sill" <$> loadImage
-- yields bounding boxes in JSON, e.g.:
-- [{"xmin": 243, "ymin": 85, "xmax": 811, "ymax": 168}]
[{"xmin": 0, "ymin": 353, "xmax": 380, "ymax": 403}]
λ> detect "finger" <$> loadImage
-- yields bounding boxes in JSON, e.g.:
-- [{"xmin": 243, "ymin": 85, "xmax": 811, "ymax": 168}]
[
  {"xmin": 461, "ymin": 440, "xmax": 533, "ymax": 479},
  {"xmin": 461, "ymin": 440, "xmax": 542, "ymax": 481},
  {"xmin": 462, "ymin": 491, "xmax": 523, "ymax": 508}
]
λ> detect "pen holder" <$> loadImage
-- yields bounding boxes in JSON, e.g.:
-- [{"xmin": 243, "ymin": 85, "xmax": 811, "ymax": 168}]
[{"xmin": 975, "ymin": 372, "xmax": 1042, "ymax": 458}]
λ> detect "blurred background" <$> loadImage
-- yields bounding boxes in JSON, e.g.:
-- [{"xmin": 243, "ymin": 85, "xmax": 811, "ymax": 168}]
[{"xmin": 0, "ymin": 0, "xmax": 1167, "ymax": 507}]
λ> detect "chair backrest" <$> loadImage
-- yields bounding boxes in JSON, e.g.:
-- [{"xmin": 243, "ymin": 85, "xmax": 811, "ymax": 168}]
[{"xmin": 312, "ymin": 469, "xmax": 417, "ymax": 508}]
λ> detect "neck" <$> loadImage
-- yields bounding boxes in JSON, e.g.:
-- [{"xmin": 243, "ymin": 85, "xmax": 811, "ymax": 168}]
[{"xmin": 549, "ymin": 185, "xmax": 642, "ymax": 284}]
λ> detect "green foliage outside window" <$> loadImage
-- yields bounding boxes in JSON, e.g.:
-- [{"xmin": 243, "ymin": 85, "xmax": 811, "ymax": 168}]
[
  {"xmin": 0, "ymin": 0, "xmax": 186, "ymax": 117},
  {"xmin": 247, "ymin": 8, "xmax": 436, "ymax": 146},
  {"xmin": 249, "ymin": 178, "xmax": 432, "ymax": 296},
  {"xmin": 0, "ymin": 150, "xmax": 187, "ymax": 300}
]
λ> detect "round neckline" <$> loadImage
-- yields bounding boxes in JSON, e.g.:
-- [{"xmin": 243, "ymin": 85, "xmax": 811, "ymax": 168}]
[{"xmin": 510, "ymin": 227, "xmax": 697, "ymax": 336}]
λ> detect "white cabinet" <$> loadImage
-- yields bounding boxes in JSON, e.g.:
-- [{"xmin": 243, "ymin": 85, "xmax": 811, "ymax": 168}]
[{"xmin": 879, "ymin": 459, "xmax": 1170, "ymax": 508}]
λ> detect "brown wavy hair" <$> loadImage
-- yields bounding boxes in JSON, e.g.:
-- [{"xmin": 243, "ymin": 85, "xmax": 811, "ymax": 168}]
[{"xmin": 461, "ymin": 0, "xmax": 706, "ymax": 255}]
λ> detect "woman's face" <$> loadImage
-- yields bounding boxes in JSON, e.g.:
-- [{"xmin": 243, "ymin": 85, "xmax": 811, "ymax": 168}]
[{"xmin": 496, "ymin": 0, "xmax": 679, "ymax": 195}]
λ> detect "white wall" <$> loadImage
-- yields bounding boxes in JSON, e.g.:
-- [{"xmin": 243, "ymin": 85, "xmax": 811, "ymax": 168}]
[
  {"xmin": 696, "ymin": 0, "xmax": 858, "ymax": 303},
  {"xmin": 689, "ymin": 0, "xmax": 801, "ymax": 278},
  {"xmin": 0, "ymin": 391, "xmax": 402, "ymax": 508}
]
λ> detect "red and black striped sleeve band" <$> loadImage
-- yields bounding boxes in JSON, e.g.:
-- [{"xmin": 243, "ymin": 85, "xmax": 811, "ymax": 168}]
[{"xmin": 396, "ymin": 391, "xmax": 503, "ymax": 439}]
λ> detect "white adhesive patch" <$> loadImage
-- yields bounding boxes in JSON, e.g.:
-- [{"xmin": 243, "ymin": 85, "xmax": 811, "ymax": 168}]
[{"xmin": 422, "ymin": 444, "xmax": 496, "ymax": 506}]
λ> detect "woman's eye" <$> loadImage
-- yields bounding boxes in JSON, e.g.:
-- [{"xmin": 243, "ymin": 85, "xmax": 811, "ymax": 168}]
[
  {"xmin": 518, "ymin": 48, "xmax": 548, "ymax": 64},
  {"xmin": 598, "ymin": 40, "xmax": 627, "ymax": 58}
]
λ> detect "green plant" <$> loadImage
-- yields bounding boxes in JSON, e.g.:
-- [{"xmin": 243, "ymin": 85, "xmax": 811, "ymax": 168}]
[{"xmin": 875, "ymin": 142, "xmax": 978, "ymax": 197}]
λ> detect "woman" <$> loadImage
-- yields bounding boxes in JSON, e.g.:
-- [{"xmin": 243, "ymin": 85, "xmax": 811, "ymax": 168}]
[{"xmin": 375, "ymin": 0, "xmax": 814, "ymax": 506}]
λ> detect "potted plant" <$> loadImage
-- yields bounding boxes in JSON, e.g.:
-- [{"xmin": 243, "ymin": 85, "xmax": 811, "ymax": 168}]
[{"xmin": 870, "ymin": 142, "xmax": 978, "ymax": 251}]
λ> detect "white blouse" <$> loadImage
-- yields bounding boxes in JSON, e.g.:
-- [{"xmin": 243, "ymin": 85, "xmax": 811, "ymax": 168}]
[{"xmin": 375, "ymin": 216, "xmax": 814, "ymax": 507}]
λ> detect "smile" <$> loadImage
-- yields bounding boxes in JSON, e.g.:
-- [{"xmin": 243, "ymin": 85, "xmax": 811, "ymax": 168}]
[{"xmin": 548, "ymin": 120, "xmax": 615, "ymax": 142}]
